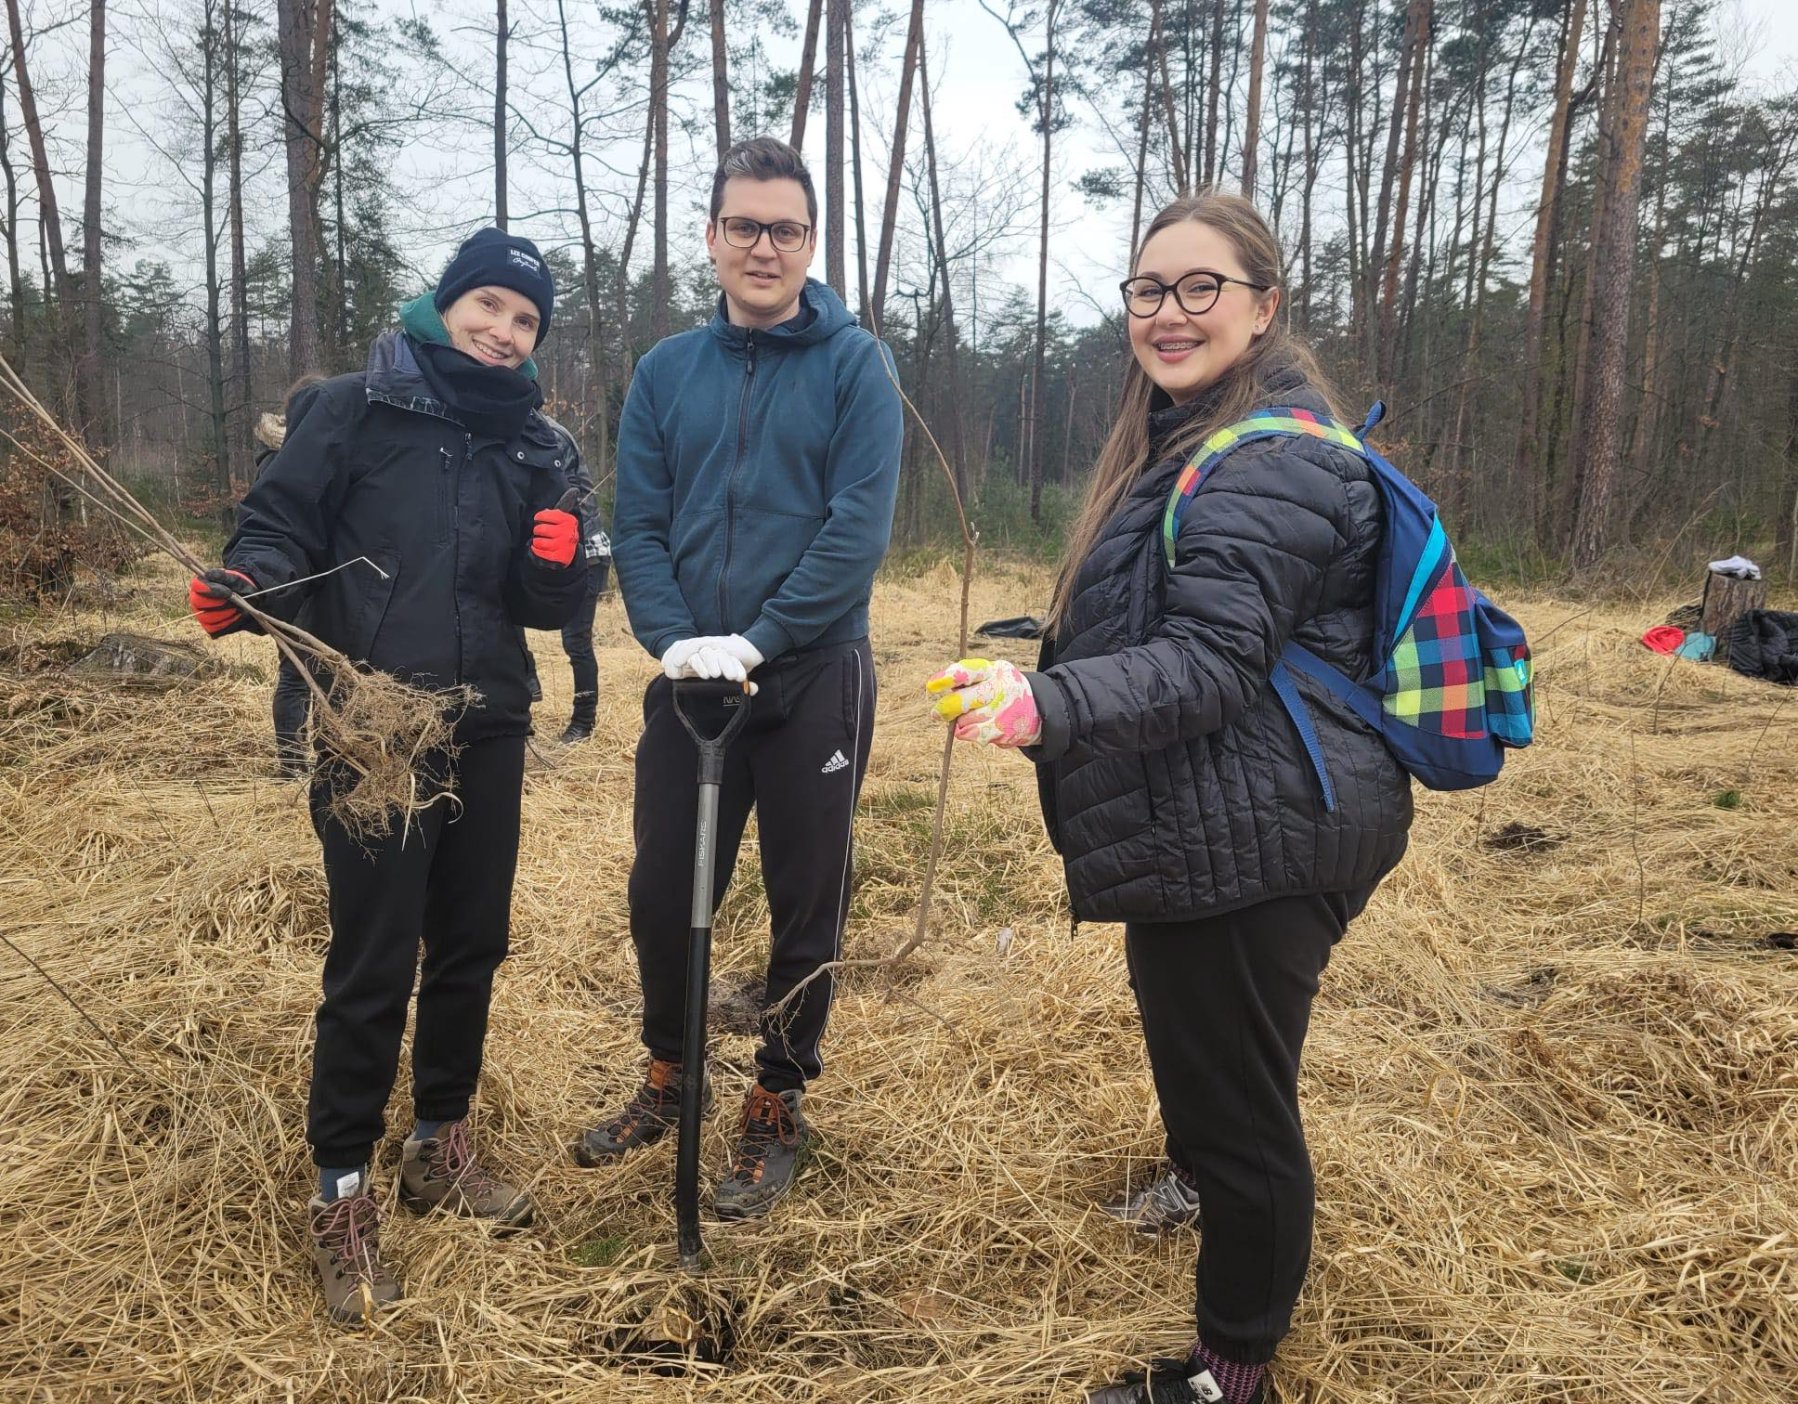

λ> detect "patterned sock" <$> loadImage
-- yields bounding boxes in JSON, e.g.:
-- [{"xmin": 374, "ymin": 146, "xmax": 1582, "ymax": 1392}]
[
  {"xmin": 411, "ymin": 1119, "xmax": 448, "ymax": 1143},
  {"xmin": 1187, "ymin": 1338, "xmax": 1267, "ymax": 1404},
  {"xmin": 318, "ymin": 1165, "xmax": 365, "ymax": 1202}
]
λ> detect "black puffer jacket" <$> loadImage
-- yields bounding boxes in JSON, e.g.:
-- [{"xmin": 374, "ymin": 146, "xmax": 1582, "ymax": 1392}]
[
  {"xmin": 1027, "ymin": 361, "xmax": 1412, "ymax": 923},
  {"xmin": 226, "ymin": 330, "xmax": 589, "ymax": 740}
]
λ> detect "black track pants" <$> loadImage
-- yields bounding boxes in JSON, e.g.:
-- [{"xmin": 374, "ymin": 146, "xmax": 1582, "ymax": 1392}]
[
  {"xmin": 272, "ymin": 655, "xmax": 312, "ymax": 767},
  {"xmin": 561, "ymin": 573, "xmax": 602, "ymax": 726},
  {"xmin": 627, "ymin": 639, "xmax": 874, "ymax": 1093},
  {"xmin": 1124, "ymin": 887, "xmax": 1371, "ymax": 1364},
  {"xmin": 306, "ymin": 736, "xmax": 525, "ymax": 1168}
]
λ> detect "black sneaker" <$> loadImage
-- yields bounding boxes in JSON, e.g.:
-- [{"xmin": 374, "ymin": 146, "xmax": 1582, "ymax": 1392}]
[
  {"xmin": 713, "ymin": 1085, "xmax": 812, "ymax": 1221},
  {"xmin": 1086, "ymin": 1356, "xmax": 1263, "ymax": 1404},
  {"xmin": 1100, "ymin": 1164, "xmax": 1203, "ymax": 1235},
  {"xmin": 558, "ymin": 721, "xmax": 593, "ymax": 745},
  {"xmin": 571, "ymin": 1059, "xmax": 710, "ymax": 1166}
]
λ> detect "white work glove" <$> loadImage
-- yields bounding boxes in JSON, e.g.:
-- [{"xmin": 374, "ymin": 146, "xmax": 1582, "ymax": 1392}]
[
  {"xmin": 660, "ymin": 638, "xmax": 705, "ymax": 678},
  {"xmin": 721, "ymin": 634, "xmax": 764, "ymax": 673},
  {"xmin": 661, "ymin": 636, "xmax": 759, "ymax": 693}
]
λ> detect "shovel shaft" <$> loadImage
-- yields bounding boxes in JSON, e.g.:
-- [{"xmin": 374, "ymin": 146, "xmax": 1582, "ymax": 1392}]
[
  {"xmin": 675, "ymin": 778, "xmax": 722, "ymax": 1271},
  {"xmin": 669, "ymin": 679, "xmax": 750, "ymax": 1274}
]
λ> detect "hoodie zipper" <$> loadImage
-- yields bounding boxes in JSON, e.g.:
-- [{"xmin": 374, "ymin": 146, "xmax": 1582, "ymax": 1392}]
[{"xmin": 718, "ymin": 332, "xmax": 757, "ymax": 629}]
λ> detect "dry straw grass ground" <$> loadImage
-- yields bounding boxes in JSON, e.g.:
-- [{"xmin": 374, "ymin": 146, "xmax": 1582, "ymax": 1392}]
[{"xmin": 2, "ymin": 555, "xmax": 1795, "ymax": 1403}]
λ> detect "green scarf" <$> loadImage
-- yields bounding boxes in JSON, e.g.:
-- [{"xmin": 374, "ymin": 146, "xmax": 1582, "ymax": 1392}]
[{"xmin": 398, "ymin": 294, "xmax": 539, "ymax": 381}]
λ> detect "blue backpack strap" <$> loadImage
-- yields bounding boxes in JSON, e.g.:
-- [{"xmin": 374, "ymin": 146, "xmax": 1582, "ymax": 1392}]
[
  {"xmin": 1267, "ymin": 660, "xmax": 1336, "ymax": 813},
  {"xmin": 1358, "ymin": 400, "xmax": 1386, "ymax": 438},
  {"xmin": 1280, "ymin": 640, "xmax": 1385, "ymax": 731}
]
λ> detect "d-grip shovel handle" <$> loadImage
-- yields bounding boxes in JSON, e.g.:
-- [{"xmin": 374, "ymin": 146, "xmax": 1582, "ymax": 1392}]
[{"xmin": 672, "ymin": 678, "xmax": 752, "ymax": 784}]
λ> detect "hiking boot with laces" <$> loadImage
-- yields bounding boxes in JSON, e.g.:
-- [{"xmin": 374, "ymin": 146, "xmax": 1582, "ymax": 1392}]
[
  {"xmin": 398, "ymin": 1119, "xmax": 534, "ymax": 1229},
  {"xmin": 713, "ymin": 1085, "xmax": 812, "ymax": 1222},
  {"xmin": 1100, "ymin": 1164, "xmax": 1203, "ymax": 1236},
  {"xmin": 558, "ymin": 721, "xmax": 593, "ymax": 745},
  {"xmin": 571, "ymin": 1058, "xmax": 712, "ymax": 1166},
  {"xmin": 309, "ymin": 1188, "xmax": 400, "ymax": 1325},
  {"xmin": 1086, "ymin": 1354, "xmax": 1265, "ymax": 1404}
]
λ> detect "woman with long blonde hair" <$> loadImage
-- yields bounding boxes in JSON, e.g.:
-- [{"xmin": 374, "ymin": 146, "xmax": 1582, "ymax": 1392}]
[{"xmin": 928, "ymin": 191, "xmax": 1414, "ymax": 1403}]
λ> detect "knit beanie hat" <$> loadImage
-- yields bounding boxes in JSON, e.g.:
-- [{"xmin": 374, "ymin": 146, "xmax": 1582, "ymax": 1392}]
[{"xmin": 434, "ymin": 228, "xmax": 556, "ymax": 340}]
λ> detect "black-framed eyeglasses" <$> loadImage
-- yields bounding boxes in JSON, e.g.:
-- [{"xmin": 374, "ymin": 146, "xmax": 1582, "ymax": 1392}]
[
  {"xmin": 717, "ymin": 215, "xmax": 813, "ymax": 253},
  {"xmin": 1120, "ymin": 269, "xmax": 1272, "ymax": 318}
]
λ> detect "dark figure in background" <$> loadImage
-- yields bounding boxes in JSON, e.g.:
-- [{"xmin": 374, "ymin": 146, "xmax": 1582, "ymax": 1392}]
[{"xmin": 520, "ymin": 444, "xmax": 609, "ymax": 744}]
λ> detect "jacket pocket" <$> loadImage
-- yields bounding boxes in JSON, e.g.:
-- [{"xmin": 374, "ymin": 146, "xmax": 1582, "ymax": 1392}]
[{"xmin": 346, "ymin": 555, "xmax": 399, "ymax": 662}]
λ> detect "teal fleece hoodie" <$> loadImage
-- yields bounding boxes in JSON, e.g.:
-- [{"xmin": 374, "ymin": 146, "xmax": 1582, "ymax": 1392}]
[{"xmin": 612, "ymin": 279, "xmax": 903, "ymax": 662}]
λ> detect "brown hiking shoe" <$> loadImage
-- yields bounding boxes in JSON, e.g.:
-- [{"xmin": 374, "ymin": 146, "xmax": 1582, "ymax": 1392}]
[
  {"xmin": 309, "ymin": 1188, "xmax": 400, "ymax": 1325},
  {"xmin": 713, "ymin": 1085, "xmax": 812, "ymax": 1222},
  {"xmin": 571, "ymin": 1058, "xmax": 711, "ymax": 1166},
  {"xmin": 398, "ymin": 1119, "xmax": 534, "ymax": 1229}
]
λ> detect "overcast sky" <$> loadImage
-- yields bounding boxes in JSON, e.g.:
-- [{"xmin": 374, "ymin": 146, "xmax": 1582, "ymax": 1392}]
[{"xmin": 81, "ymin": 0, "xmax": 1798, "ymax": 330}]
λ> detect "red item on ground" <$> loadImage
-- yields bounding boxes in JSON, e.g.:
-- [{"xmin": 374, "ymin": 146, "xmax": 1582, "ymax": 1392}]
[
  {"xmin": 530, "ymin": 508, "xmax": 578, "ymax": 567},
  {"xmin": 1641, "ymin": 625, "xmax": 1685, "ymax": 655},
  {"xmin": 188, "ymin": 568, "xmax": 256, "ymax": 636}
]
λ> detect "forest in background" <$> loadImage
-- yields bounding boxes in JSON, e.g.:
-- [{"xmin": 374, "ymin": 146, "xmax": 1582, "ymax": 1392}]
[{"xmin": 2, "ymin": 0, "xmax": 1796, "ymax": 586}]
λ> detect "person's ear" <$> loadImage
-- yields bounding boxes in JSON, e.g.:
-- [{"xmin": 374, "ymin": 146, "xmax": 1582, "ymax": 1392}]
[{"xmin": 1253, "ymin": 287, "xmax": 1282, "ymax": 336}]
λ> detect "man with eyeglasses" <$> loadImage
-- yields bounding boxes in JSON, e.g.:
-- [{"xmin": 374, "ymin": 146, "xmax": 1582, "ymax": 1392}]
[{"xmin": 578, "ymin": 136, "xmax": 902, "ymax": 1222}]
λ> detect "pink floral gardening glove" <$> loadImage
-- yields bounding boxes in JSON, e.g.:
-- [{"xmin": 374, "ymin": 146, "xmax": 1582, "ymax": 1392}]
[{"xmin": 925, "ymin": 657, "xmax": 1042, "ymax": 748}]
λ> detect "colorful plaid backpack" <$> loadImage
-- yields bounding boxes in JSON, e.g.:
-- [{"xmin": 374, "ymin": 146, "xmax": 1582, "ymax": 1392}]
[{"xmin": 1161, "ymin": 403, "xmax": 1533, "ymax": 803}]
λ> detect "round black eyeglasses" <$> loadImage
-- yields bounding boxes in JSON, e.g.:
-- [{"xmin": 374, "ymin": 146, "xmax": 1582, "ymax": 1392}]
[{"xmin": 1120, "ymin": 270, "xmax": 1273, "ymax": 318}]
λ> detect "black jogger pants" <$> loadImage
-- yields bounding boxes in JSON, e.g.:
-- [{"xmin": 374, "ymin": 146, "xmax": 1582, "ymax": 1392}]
[
  {"xmin": 627, "ymin": 638, "xmax": 874, "ymax": 1094},
  {"xmin": 1124, "ymin": 886, "xmax": 1372, "ymax": 1365},
  {"xmin": 306, "ymin": 736, "xmax": 525, "ymax": 1168}
]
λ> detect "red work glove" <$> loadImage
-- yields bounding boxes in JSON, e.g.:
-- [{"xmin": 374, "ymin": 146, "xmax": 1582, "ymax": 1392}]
[
  {"xmin": 530, "ymin": 489, "xmax": 580, "ymax": 567},
  {"xmin": 187, "ymin": 567, "xmax": 256, "ymax": 637}
]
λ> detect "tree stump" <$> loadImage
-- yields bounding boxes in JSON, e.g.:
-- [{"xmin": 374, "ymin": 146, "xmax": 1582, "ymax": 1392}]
[
  {"xmin": 70, "ymin": 633, "xmax": 218, "ymax": 685},
  {"xmin": 1700, "ymin": 570, "xmax": 1767, "ymax": 662}
]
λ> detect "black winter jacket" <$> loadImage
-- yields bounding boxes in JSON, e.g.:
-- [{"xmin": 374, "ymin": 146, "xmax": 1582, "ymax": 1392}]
[
  {"xmin": 225, "ymin": 330, "xmax": 589, "ymax": 740},
  {"xmin": 1027, "ymin": 362, "xmax": 1412, "ymax": 923}
]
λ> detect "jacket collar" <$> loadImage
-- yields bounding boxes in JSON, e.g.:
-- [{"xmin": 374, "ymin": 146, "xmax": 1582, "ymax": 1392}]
[{"xmin": 705, "ymin": 277, "xmax": 854, "ymax": 351}]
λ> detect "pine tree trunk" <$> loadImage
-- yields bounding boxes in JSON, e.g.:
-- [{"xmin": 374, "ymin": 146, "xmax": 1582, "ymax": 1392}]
[
  {"xmin": 1130, "ymin": 22, "xmax": 1154, "ymax": 259},
  {"xmin": 1203, "ymin": 0, "xmax": 1225, "ymax": 185},
  {"xmin": 1368, "ymin": 0, "xmax": 1424, "ymax": 366},
  {"xmin": 200, "ymin": 3, "xmax": 229, "ymax": 505},
  {"xmin": 225, "ymin": 0, "xmax": 253, "ymax": 464},
  {"xmin": 825, "ymin": 0, "xmax": 845, "ymax": 296},
  {"xmin": 790, "ymin": 0, "xmax": 821, "ymax": 152},
  {"xmin": 495, "ymin": 0, "xmax": 508, "ymax": 227},
  {"xmin": 1240, "ymin": 0, "xmax": 1269, "ymax": 197},
  {"xmin": 277, "ymin": 0, "xmax": 323, "ymax": 377},
  {"xmin": 845, "ymin": 3, "xmax": 870, "ymax": 324},
  {"xmin": 556, "ymin": 0, "xmax": 607, "ymax": 460},
  {"xmin": 869, "ymin": 0, "xmax": 922, "ymax": 333},
  {"xmin": 710, "ymin": 0, "xmax": 729, "ymax": 159},
  {"xmin": 1377, "ymin": 0, "xmax": 1429, "ymax": 384},
  {"xmin": 1153, "ymin": 0, "xmax": 1186, "ymax": 191},
  {"xmin": 80, "ymin": 0, "xmax": 104, "ymax": 443},
  {"xmin": 0, "ymin": 70, "xmax": 24, "ymax": 362},
  {"xmin": 6, "ymin": 0, "xmax": 70, "ymax": 304},
  {"xmin": 1570, "ymin": 0, "xmax": 1660, "ymax": 573},
  {"xmin": 1030, "ymin": 0, "xmax": 1060, "ymax": 523},
  {"xmin": 651, "ymin": 0, "xmax": 670, "ymax": 339},
  {"xmin": 1514, "ymin": 0, "xmax": 1587, "ymax": 493}
]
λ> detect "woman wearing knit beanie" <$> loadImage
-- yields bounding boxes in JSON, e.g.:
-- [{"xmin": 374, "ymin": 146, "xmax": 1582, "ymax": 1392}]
[{"xmin": 184, "ymin": 227, "xmax": 591, "ymax": 1325}]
